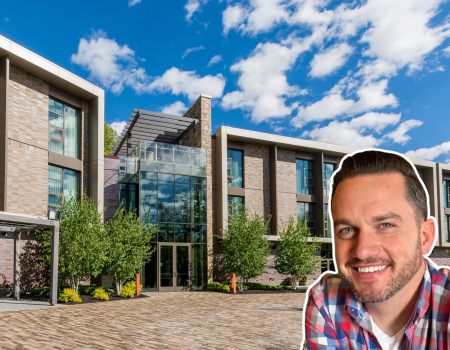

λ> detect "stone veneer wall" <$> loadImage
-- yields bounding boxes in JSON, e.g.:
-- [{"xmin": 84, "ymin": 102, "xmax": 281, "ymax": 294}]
[
  {"xmin": 243, "ymin": 143, "xmax": 271, "ymax": 232},
  {"xmin": 276, "ymin": 148, "xmax": 297, "ymax": 225},
  {"xmin": 104, "ymin": 156, "xmax": 120, "ymax": 222},
  {"xmin": 7, "ymin": 65, "xmax": 49, "ymax": 216},
  {"xmin": 180, "ymin": 96, "xmax": 213, "ymax": 279}
]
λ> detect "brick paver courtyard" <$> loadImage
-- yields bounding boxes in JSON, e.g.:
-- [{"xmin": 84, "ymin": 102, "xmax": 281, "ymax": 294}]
[{"xmin": 1, "ymin": 292, "xmax": 306, "ymax": 349}]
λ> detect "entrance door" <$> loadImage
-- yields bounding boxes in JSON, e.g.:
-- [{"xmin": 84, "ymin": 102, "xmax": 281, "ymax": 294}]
[{"xmin": 158, "ymin": 243, "xmax": 191, "ymax": 292}]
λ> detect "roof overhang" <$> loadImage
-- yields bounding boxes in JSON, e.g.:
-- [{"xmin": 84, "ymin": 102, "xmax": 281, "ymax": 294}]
[
  {"xmin": 113, "ymin": 109, "xmax": 198, "ymax": 156},
  {"xmin": 0, "ymin": 35, "xmax": 104, "ymax": 101}
]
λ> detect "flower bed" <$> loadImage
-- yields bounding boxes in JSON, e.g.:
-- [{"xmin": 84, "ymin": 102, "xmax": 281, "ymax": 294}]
[
  {"xmin": 21, "ymin": 284, "xmax": 148, "ymax": 304},
  {"xmin": 207, "ymin": 282, "xmax": 307, "ymax": 293}
]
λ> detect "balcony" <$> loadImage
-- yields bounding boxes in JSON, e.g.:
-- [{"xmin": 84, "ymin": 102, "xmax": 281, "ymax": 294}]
[{"xmin": 138, "ymin": 141, "xmax": 206, "ymax": 176}]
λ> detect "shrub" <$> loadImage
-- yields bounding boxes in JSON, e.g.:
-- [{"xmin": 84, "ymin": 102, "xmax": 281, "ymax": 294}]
[
  {"xmin": 59, "ymin": 288, "xmax": 82, "ymax": 303},
  {"xmin": 92, "ymin": 287, "xmax": 109, "ymax": 301},
  {"xmin": 30, "ymin": 286, "xmax": 50, "ymax": 297},
  {"xmin": 78, "ymin": 285, "xmax": 97, "ymax": 295},
  {"xmin": 207, "ymin": 282, "xmax": 230, "ymax": 293},
  {"xmin": 119, "ymin": 281, "xmax": 142, "ymax": 298}
]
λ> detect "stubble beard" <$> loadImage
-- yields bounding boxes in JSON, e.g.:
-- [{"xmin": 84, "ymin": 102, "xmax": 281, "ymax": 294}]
[{"xmin": 337, "ymin": 237, "xmax": 423, "ymax": 303}]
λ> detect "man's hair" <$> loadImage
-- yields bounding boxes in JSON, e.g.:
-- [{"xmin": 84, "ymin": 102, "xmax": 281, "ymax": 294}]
[{"xmin": 331, "ymin": 150, "xmax": 428, "ymax": 223}]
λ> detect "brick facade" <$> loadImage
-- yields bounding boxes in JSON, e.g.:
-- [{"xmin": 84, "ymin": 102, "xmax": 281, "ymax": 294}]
[
  {"xmin": 104, "ymin": 156, "xmax": 120, "ymax": 221},
  {"xmin": 243, "ymin": 143, "xmax": 270, "ymax": 224},
  {"xmin": 7, "ymin": 65, "xmax": 49, "ymax": 216},
  {"xmin": 276, "ymin": 148, "xmax": 297, "ymax": 225}
]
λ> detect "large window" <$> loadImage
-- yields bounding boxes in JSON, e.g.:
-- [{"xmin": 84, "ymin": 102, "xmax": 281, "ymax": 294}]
[
  {"xmin": 324, "ymin": 204, "xmax": 331, "ymax": 238},
  {"xmin": 139, "ymin": 172, "xmax": 207, "ymax": 243},
  {"xmin": 228, "ymin": 196, "xmax": 243, "ymax": 217},
  {"xmin": 444, "ymin": 180, "xmax": 450, "ymax": 208},
  {"xmin": 48, "ymin": 165, "xmax": 79, "ymax": 211},
  {"xmin": 321, "ymin": 243, "xmax": 335, "ymax": 273},
  {"xmin": 296, "ymin": 159, "xmax": 314, "ymax": 194},
  {"xmin": 48, "ymin": 98, "xmax": 80, "ymax": 159},
  {"xmin": 323, "ymin": 163, "xmax": 335, "ymax": 197},
  {"xmin": 446, "ymin": 215, "xmax": 450, "ymax": 243},
  {"xmin": 297, "ymin": 202, "xmax": 315, "ymax": 236},
  {"xmin": 227, "ymin": 149, "xmax": 243, "ymax": 188}
]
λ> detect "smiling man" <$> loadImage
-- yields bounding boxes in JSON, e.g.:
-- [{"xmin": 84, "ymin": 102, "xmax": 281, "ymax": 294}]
[{"xmin": 302, "ymin": 150, "xmax": 450, "ymax": 350}]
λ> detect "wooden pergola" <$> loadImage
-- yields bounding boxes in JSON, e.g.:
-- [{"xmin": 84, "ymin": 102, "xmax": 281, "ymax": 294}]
[{"xmin": 0, "ymin": 212, "xmax": 59, "ymax": 305}]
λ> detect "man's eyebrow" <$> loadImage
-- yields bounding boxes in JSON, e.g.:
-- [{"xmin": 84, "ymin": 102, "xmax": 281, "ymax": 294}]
[
  {"xmin": 333, "ymin": 219, "xmax": 352, "ymax": 227},
  {"xmin": 372, "ymin": 212, "xmax": 403, "ymax": 223}
]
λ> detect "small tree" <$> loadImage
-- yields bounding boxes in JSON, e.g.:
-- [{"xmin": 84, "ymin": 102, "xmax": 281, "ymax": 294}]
[
  {"xmin": 38, "ymin": 193, "xmax": 106, "ymax": 292},
  {"xmin": 218, "ymin": 205, "xmax": 271, "ymax": 291},
  {"xmin": 105, "ymin": 207, "xmax": 157, "ymax": 294},
  {"xmin": 104, "ymin": 121, "xmax": 119, "ymax": 155},
  {"xmin": 273, "ymin": 216, "xmax": 322, "ymax": 289}
]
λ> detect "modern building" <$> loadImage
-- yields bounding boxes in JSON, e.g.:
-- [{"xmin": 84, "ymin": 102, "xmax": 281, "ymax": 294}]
[
  {"xmin": 0, "ymin": 34, "xmax": 104, "ymax": 299},
  {"xmin": 104, "ymin": 95, "xmax": 212, "ymax": 291},
  {"xmin": 109, "ymin": 104, "xmax": 450, "ymax": 291}
]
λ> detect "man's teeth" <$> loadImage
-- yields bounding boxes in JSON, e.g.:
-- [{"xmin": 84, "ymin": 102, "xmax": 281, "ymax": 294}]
[{"xmin": 357, "ymin": 265, "xmax": 388, "ymax": 273}]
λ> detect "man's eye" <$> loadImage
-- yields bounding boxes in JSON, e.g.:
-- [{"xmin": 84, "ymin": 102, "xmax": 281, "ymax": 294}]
[
  {"xmin": 340, "ymin": 227, "xmax": 354, "ymax": 234},
  {"xmin": 380, "ymin": 223, "xmax": 393, "ymax": 229}
]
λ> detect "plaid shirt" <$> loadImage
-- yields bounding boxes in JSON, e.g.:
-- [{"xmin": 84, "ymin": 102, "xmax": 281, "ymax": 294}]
[{"xmin": 302, "ymin": 260, "xmax": 450, "ymax": 349}]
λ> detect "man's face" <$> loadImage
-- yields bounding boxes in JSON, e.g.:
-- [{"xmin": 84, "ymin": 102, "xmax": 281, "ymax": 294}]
[{"xmin": 332, "ymin": 173, "xmax": 425, "ymax": 303}]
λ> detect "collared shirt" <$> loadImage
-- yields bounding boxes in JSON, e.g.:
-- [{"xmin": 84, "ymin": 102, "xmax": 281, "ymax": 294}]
[{"xmin": 302, "ymin": 260, "xmax": 450, "ymax": 349}]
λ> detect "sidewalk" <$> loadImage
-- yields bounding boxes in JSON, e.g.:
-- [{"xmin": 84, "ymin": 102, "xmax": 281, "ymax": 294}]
[{"xmin": 0, "ymin": 298, "xmax": 65, "ymax": 312}]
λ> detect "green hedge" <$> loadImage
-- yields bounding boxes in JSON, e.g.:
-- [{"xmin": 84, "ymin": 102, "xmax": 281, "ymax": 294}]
[
  {"xmin": 208, "ymin": 282, "xmax": 292, "ymax": 292},
  {"xmin": 30, "ymin": 285, "xmax": 114, "ymax": 297}
]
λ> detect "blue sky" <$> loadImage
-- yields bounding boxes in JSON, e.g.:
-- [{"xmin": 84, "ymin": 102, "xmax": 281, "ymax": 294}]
[{"xmin": 2, "ymin": 0, "xmax": 450, "ymax": 161}]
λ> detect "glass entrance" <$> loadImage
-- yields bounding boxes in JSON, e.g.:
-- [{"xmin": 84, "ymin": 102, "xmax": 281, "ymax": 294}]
[{"xmin": 158, "ymin": 243, "xmax": 191, "ymax": 292}]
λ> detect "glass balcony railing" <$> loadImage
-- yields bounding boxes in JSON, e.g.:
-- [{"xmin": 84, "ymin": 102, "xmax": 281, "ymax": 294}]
[{"xmin": 139, "ymin": 141, "xmax": 207, "ymax": 177}]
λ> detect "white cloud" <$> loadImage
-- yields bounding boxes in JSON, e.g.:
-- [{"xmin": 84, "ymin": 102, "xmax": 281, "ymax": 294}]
[
  {"xmin": 207, "ymin": 55, "xmax": 222, "ymax": 67},
  {"xmin": 128, "ymin": 0, "xmax": 142, "ymax": 6},
  {"xmin": 303, "ymin": 112, "xmax": 401, "ymax": 148},
  {"xmin": 222, "ymin": 4, "xmax": 249, "ymax": 35},
  {"xmin": 160, "ymin": 101, "xmax": 187, "ymax": 116},
  {"xmin": 405, "ymin": 141, "xmax": 450, "ymax": 161},
  {"xmin": 443, "ymin": 46, "xmax": 450, "ymax": 57},
  {"xmin": 147, "ymin": 67, "xmax": 226, "ymax": 101},
  {"xmin": 110, "ymin": 121, "xmax": 127, "ymax": 136},
  {"xmin": 185, "ymin": 0, "xmax": 208, "ymax": 22},
  {"xmin": 72, "ymin": 31, "xmax": 225, "ymax": 100},
  {"xmin": 292, "ymin": 79, "xmax": 398, "ymax": 128},
  {"xmin": 182, "ymin": 45, "xmax": 205, "ymax": 58},
  {"xmin": 309, "ymin": 43, "xmax": 354, "ymax": 77},
  {"xmin": 71, "ymin": 30, "xmax": 143, "ymax": 95},
  {"xmin": 385, "ymin": 119, "xmax": 423, "ymax": 145},
  {"xmin": 4, "ymin": 17, "xmax": 9, "ymax": 22},
  {"xmin": 222, "ymin": 41, "xmax": 307, "ymax": 123}
]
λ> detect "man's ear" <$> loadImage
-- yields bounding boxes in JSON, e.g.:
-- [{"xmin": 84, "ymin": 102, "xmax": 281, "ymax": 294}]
[{"xmin": 421, "ymin": 218, "xmax": 436, "ymax": 255}]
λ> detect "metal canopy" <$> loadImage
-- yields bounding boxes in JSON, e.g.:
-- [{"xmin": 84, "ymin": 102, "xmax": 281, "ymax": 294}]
[
  {"xmin": 0, "ymin": 212, "xmax": 59, "ymax": 306},
  {"xmin": 113, "ymin": 109, "xmax": 198, "ymax": 156}
]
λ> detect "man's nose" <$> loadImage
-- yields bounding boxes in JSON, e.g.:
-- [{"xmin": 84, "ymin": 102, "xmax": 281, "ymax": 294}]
[{"xmin": 352, "ymin": 228, "xmax": 380, "ymax": 260}]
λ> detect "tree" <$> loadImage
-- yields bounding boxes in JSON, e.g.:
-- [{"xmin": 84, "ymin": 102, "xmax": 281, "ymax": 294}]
[
  {"xmin": 218, "ymin": 204, "xmax": 271, "ymax": 291},
  {"xmin": 273, "ymin": 216, "xmax": 322, "ymax": 289},
  {"xmin": 104, "ymin": 207, "xmax": 158, "ymax": 294},
  {"xmin": 38, "ymin": 193, "xmax": 106, "ymax": 292},
  {"xmin": 104, "ymin": 121, "xmax": 119, "ymax": 155}
]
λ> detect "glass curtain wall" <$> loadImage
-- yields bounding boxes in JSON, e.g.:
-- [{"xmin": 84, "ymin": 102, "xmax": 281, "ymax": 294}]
[
  {"xmin": 444, "ymin": 180, "xmax": 450, "ymax": 208},
  {"xmin": 228, "ymin": 196, "xmax": 243, "ymax": 217},
  {"xmin": 48, "ymin": 98, "xmax": 80, "ymax": 159},
  {"xmin": 324, "ymin": 204, "xmax": 332, "ymax": 238},
  {"xmin": 296, "ymin": 159, "xmax": 314, "ymax": 194},
  {"xmin": 139, "ymin": 172, "xmax": 207, "ymax": 291}
]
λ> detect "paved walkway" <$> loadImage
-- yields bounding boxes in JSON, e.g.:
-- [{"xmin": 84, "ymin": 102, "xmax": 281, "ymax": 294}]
[
  {"xmin": 0, "ymin": 298, "xmax": 65, "ymax": 312},
  {"xmin": 1, "ymin": 292, "xmax": 306, "ymax": 349}
]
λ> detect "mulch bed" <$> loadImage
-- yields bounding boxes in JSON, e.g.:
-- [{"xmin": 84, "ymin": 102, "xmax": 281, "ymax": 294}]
[
  {"xmin": 19, "ymin": 293, "xmax": 149, "ymax": 305},
  {"xmin": 205, "ymin": 289, "xmax": 307, "ymax": 294}
]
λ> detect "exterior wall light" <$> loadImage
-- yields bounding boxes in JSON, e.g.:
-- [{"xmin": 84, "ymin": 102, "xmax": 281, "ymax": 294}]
[{"xmin": 47, "ymin": 209, "xmax": 60, "ymax": 221}]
